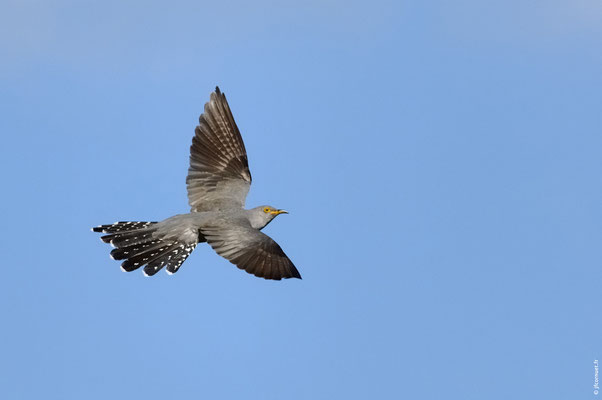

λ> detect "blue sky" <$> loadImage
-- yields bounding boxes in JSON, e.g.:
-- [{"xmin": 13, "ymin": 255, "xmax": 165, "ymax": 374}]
[{"xmin": 1, "ymin": 1, "xmax": 601, "ymax": 399}]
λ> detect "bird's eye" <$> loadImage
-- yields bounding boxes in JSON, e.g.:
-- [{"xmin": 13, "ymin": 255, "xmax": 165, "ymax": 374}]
[{"xmin": 263, "ymin": 207, "xmax": 270, "ymax": 213}]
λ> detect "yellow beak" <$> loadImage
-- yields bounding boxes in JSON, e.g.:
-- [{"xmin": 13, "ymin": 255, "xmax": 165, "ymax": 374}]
[{"xmin": 270, "ymin": 209, "xmax": 288, "ymax": 215}]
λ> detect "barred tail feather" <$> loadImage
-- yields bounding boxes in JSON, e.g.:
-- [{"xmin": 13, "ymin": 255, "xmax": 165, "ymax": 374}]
[
  {"xmin": 92, "ymin": 221, "xmax": 157, "ymax": 234},
  {"xmin": 144, "ymin": 243, "xmax": 197, "ymax": 276},
  {"xmin": 92, "ymin": 221, "xmax": 195, "ymax": 276},
  {"xmin": 93, "ymin": 222, "xmax": 159, "ymax": 248},
  {"xmin": 121, "ymin": 242, "xmax": 179, "ymax": 273},
  {"xmin": 110, "ymin": 240, "xmax": 167, "ymax": 261}
]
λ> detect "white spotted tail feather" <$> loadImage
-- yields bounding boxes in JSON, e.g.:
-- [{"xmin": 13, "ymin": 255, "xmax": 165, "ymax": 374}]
[{"xmin": 92, "ymin": 222, "xmax": 195, "ymax": 276}]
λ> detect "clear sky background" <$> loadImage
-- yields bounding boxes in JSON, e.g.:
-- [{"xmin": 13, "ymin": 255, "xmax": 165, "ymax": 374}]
[{"xmin": 1, "ymin": 1, "xmax": 601, "ymax": 399}]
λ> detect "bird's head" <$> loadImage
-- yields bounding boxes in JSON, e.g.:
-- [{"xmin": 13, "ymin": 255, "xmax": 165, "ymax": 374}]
[{"xmin": 247, "ymin": 205, "xmax": 288, "ymax": 230}]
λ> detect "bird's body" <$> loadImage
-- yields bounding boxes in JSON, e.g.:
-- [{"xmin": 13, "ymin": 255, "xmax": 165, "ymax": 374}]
[{"xmin": 93, "ymin": 87, "xmax": 301, "ymax": 280}]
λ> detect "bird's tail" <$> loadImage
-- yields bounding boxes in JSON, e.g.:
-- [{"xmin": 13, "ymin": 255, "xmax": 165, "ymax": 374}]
[{"xmin": 92, "ymin": 221, "xmax": 196, "ymax": 276}]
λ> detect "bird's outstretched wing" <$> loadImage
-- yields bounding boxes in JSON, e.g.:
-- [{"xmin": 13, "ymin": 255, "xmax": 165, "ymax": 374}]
[
  {"xmin": 187, "ymin": 87, "xmax": 252, "ymax": 212},
  {"xmin": 201, "ymin": 222, "xmax": 301, "ymax": 280}
]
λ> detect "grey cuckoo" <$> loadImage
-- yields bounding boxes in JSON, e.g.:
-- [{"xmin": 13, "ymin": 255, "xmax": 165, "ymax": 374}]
[{"xmin": 92, "ymin": 87, "xmax": 301, "ymax": 280}]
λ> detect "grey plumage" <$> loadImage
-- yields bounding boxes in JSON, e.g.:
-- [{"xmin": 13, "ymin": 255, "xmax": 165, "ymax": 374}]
[
  {"xmin": 92, "ymin": 87, "xmax": 301, "ymax": 280},
  {"xmin": 187, "ymin": 88, "xmax": 251, "ymax": 212}
]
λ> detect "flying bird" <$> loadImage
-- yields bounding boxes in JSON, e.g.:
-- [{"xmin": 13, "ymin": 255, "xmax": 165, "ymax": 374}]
[{"xmin": 92, "ymin": 87, "xmax": 301, "ymax": 280}]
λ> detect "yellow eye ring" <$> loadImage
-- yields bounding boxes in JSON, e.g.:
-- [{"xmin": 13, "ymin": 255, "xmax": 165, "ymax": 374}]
[{"xmin": 263, "ymin": 207, "xmax": 270, "ymax": 213}]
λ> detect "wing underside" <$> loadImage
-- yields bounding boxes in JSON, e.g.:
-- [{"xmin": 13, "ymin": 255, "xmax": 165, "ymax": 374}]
[
  {"xmin": 187, "ymin": 87, "xmax": 252, "ymax": 212},
  {"xmin": 201, "ymin": 222, "xmax": 301, "ymax": 280}
]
